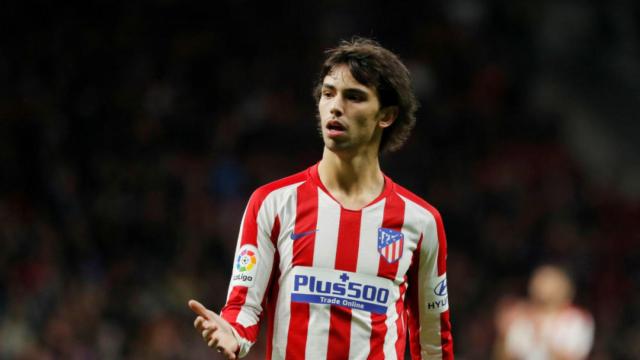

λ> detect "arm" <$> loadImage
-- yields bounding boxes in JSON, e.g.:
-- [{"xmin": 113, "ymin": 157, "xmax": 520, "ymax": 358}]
[
  {"xmin": 220, "ymin": 188, "xmax": 281, "ymax": 357},
  {"xmin": 406, "ymin": 207, "xmax": 454, "ymax": 359},
  {"xmin": 191, "ymin": 188, "xmax": 281, "ymax": 358}
]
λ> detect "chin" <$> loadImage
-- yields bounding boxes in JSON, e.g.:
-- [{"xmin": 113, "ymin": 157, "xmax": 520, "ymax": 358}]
[{"xmin": 324, "ymin": 140, "xmax": 354, "ymax": 154}]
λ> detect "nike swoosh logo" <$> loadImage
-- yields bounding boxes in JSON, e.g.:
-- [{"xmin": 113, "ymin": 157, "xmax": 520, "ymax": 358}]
[{"xmin": 290, "ymin": 229, "xmax": 319, "ymax": 241}]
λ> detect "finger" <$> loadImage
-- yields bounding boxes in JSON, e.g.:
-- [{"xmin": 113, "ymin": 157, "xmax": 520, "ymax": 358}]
[
  {"xmin": 194, "ymin": 316, "xmax": 212, "ymax": 331},
  {"xmin": 208, "ymin": 336, "xmax": 220, "ymax": 349},
  {"xmin": 222, "ymin": 347, "xmax": 237, "ymax": 360},
  {"xmin": 194, "ymin": 316, "xmax": 203, "ymax": 330},
  {"xmin": 195, "ymin": 317, "xmax": 217, "ymax": 332},
  {"xmin": 202, "ymin": 326, "xmax": 219, "ymax": 340},
  {"xmin": 188, "ymin": 299, "xmax": 211, "ymax": 320},
  {"xmin": 216, "ymin": 335, "xmax": 238, "ymax": 359}
]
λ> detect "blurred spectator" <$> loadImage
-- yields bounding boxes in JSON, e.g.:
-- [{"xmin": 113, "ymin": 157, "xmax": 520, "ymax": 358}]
[{"xmin": 494, "ymin": 265, "xmax": 594, "ymax": 360}]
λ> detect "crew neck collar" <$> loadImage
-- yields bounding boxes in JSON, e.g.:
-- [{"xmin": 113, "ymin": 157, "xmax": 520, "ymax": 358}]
[{"xmin": 309, "ymin": 163, "xmax": 393, "ymax": 211}]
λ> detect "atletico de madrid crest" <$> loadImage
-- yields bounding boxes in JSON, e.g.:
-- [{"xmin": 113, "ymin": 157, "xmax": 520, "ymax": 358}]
[{"xmin": 378, "ymin": 228, "xmax": 404, "ymax": 263}]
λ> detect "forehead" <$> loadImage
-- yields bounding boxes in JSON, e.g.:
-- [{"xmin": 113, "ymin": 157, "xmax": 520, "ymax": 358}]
[{"xmin": 323, "ymin": 65, "xmax": 375, "ymax": 93}]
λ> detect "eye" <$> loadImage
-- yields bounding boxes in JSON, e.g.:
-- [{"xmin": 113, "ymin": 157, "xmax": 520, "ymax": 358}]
[
  {"xmin": 346, "ymin": 93, "xmax": 364, "ymax": 102},
  {"xmin": 322, "ymin": 90, "xmax": 334, "ymax": 98}
]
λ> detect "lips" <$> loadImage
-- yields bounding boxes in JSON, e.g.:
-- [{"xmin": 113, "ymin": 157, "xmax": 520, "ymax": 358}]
[
  {"xmin": 327, "ymin": 120, "xmax": 346, "ymax": 131},
  {"xmin": 326, "ymin": 120, "xmax": 347, "ymax": 137}
]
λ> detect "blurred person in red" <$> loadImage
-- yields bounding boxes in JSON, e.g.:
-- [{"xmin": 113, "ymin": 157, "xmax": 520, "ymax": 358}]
[
  {"xmin": 188, "ymin": 37, "xmax": 454, "ymax": 359},
  {"xmin": 494, "ymin": 265, "xmax": 594, "ymax": 360}
]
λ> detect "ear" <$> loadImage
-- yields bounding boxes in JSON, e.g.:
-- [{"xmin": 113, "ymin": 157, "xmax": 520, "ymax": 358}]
[{"xmin": 378, "ymin": 106, "xmax": 399, "ymax": 129}]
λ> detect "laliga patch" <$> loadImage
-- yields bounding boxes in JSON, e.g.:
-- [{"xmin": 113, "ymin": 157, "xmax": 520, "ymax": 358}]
[
  {"xmin": 290, "ymin": 266, "xmax": 395, "ymax": 314},
  {"xmin": 231, "ymin": 245, "xmax": 258, "ymax": 287},
  {"xmin": 426, "ymin": 273, "xmax": 449, "ymax": 313}
]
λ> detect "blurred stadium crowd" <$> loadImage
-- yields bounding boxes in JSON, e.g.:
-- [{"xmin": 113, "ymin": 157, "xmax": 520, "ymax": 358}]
[{"xmin": 1, "ymin": 1, "xmax": 639, "ymax": 359}]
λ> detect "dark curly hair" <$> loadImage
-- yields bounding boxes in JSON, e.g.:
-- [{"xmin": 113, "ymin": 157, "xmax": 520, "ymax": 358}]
[{"xmin": 313, "ymin": 37, "xmax": 418, "ymax": 153}]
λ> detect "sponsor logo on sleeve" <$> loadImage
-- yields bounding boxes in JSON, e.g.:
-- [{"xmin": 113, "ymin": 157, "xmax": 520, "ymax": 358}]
[
  {"xmin": 426, "ymin": 274, "xmax": 449, "ymax": 313},
  {"xmin": 230, "ymin": 244, "xmax": 258, "ymax": 287},
  {"xmin": 377, "ymin": 228, "xmax": 404, "ymax": 263},
  {"xmin": 290, "ymin": 267, "xmax": 395, "ymax": 314}
]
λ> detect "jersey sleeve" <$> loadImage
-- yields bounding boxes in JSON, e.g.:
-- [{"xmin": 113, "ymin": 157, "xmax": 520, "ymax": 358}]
[
  {"xmin": 406, "ymin": 206, "xmax": 454, "ymax": 359},
  {"xmin": 220, "ymin": 188, "xmax": 281, "ymax": 358}
]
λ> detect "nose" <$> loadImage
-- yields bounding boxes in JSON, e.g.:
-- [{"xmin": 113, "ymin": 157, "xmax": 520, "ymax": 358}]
[{"xmin": 330, "ymin": 94, "xmax": 344, "ymax": 117}]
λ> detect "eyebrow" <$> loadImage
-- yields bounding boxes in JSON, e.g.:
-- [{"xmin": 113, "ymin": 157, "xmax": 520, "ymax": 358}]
[{"xmin": 322, "ymin": 84, "xmax": 370, "ymax": 96}]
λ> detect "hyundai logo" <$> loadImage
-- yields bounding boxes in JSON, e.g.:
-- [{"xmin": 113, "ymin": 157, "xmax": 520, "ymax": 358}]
[{"xmin": 434, "ymin": 279, "xmax": 447, "ymax": 296}]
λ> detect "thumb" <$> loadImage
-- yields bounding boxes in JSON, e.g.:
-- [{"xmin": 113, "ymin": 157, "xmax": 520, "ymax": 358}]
[{"xmin": 188, "ymin": 299, "xmax": 211, "ymax": 320}]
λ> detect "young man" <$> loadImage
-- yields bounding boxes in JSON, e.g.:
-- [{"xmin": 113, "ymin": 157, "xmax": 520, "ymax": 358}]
[{"xmin": 189, "ymin": 38, "xmax": 454, "ymax": 359}]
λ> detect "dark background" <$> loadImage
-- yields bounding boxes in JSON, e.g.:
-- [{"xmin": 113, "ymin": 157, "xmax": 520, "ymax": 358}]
[{"xmin": 1, "ymin": 1, "xmax": 639, "ymax": 359}]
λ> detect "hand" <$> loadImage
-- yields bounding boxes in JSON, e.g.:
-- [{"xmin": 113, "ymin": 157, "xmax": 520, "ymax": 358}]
[{"xmin": 188, "ymin": 299, "xmax": 240, "ymax": 359}]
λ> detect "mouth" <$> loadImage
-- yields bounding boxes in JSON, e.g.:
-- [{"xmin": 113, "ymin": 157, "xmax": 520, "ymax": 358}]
[{"xmin": 326, "ymin": 120, "xmax": 347, "ymax": 137}]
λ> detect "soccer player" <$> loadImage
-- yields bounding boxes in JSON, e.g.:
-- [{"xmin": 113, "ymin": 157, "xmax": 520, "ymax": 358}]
[{"xmin": 189, "ymin": 38, "xmax": 454, "ymax": 359}]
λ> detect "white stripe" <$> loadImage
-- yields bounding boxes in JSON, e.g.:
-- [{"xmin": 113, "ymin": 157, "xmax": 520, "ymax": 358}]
[
  {"xmin": 382, "ymin": 311, "xmax": 399, "ymax": 360},
  {"xmin": 394, "ymin": 241, "xmax": 399, "ymax": 261},
  {"xmin": 400, "ymin": 195, "xmax": 443, "ymax": 358},
  {"xmin": 269, "ymin": 182, "xmax": 305, "ymax": 359},
  {"xmin": 313, "ymin": 190, "xmax": 341, "ymax": 267},
  {"xmin": 304, "ymin": 190, "xmax": 341, "ymax": 358},
  {"xmin": 236, "ymin": 308, "xmax": 257, "ymax": 328},
  {"xmin": 382, "ymin": 196, "xmax": 425, "ymax": 360},
  {"xmin": 391, "ymin": 242, "xmax": 396, "ymax": 262},
  {"xmin": 348, "ymin": 200, "xmax": 385, "ymax": 359}
]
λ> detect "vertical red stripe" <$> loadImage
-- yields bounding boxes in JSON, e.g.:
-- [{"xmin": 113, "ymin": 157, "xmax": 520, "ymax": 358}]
[
  {"xmin": 265, "ymin": 252, "xmax": 280, "ymax": 360},
  {"xmin": 238, "ymin": 192, "xmax": 261, "ymax": 247},
  {"xmin": 265, "ymin": 216, "xmax": 281, "ymax": 360},
  {"xmin": 270, "ymin": 215, "xmax": 281, "ymax": 246},
  {"xmin": 290, "ymin": 181, "xmax": 318, "ymax": 267},
  {"xmin": 326, "ymin": 210, "xmax": 361, "ymax": 360},
  {"xmin": 286, "ymin": 303, "xmax": 310, "ymax": 358},
  {"xmin": 285, "ymin": 181, "xmax": 318, "ymax": 359},
  {"xmin": 407, "ymin": 234, "xmax": 423, "ymax": 359},
  {"xmin": 376, "ymin": 193, "xmax": 405, "ymax": 277},
  {"xmin": 435, "ymin": 213, "xmax": 447, "ymax": 275},
  {"xmin": 394, "ymin": 282, "xmax": 408, "ymax": 357},
  {"xmin": 440, "ymin": 310, "xmax": 454, "ymax": 359},
  {"xmin": 223, "ymin": 286, "xmax": 248, "ymax": 324},
  {"xmin": 369, "ymin": 194, "xmax": 405, "ymax": 360}
]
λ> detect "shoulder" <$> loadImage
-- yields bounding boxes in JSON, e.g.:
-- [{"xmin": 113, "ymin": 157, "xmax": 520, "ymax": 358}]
[
  {"xmin": 560, "ymin": 305, "xmax": 595, "ymax": 326},
  {"xmin": 393, "ymin": 182, "xmax": 444, "ymax": 224},
  {"xmin": 248, "ymin": 167, "xmax": 310, "ymax": 208}
]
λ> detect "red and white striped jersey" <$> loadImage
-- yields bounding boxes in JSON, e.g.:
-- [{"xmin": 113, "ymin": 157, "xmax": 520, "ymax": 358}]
[
  {"xmin": 220, "ymin": 164, "xmax": 454, "ymax": 359},
  {"xmin": 503, "ymin": 304, "xmax": 594, "ymax": 359}
]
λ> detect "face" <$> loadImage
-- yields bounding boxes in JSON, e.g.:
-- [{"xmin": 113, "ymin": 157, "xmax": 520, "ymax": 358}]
[
  {"xmin": 529, "ymin": 266, "xmax": 573, "ymax": 308},
  {"xmin": 318, "ymin": 64, "xmax": 394, "ymax": 154}
]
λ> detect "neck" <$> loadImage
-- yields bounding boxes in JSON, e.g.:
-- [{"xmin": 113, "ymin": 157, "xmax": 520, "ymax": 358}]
[{"xmin": 317, "ymin": 146, "xmax": 384, "ymax": 209}]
